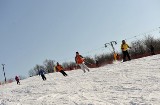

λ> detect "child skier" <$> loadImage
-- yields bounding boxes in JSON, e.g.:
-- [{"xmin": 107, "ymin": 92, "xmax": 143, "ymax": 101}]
[
  {"xmin": 15, "ymin": 76, "xmax": 20, "ymax": 85},
  {"xmin": 56, "ymin": 62, "xmax": 68, "ymax": 77},
  {"xmin": 39, "ymin": 69, "xmax": 47, "ymax": 81},
  {"xmin": 75, "ymin": 52, "xmax": 90, "ymax": 73},
  {"xmin": 121, "ymin": 40, "xmax": 131, "ymax": 62}
]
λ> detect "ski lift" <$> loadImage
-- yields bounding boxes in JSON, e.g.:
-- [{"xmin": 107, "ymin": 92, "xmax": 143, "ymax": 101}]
[
  {"xmin": 105, "ymin": 41, "xmax": 117, "ymax": 52},
  {"xmin": 104, "ymin": 43, "xmax": 110, "ymax": 48}
]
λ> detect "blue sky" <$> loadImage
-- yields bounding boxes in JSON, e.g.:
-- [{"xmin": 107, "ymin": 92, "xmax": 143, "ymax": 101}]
[{"xmin": 0, "ymin": 0, "xmax": 160, "ymax": 81}]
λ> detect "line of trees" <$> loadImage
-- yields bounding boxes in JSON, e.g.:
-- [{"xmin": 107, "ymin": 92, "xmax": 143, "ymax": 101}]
[
  {"xmin": 129, "ymin": 35, "xmax": 160, "ymax": 57},
  {"xmin": 28, "ymin": 35, "xmax": 160, "ymax": 77},
  {"xmin": 28, "ymin": 59, "xmax": 56, "ymax": 77}
]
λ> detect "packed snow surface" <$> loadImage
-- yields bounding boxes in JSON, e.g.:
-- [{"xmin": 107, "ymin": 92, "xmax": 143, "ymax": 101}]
[{"xmin": 1, "ymin": 55, "xmax": 160, "ymax": 105}]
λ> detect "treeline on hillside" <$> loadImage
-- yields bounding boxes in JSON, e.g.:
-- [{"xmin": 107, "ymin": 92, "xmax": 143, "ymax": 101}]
[
  {"xmin": 28, "ymin": 35, "xmax": 160, "ymax": 77},
  {"xmin": 28, "ymin": 59, "xmax": 55, "ymax": 77},
  {"xmin": 129, "ymin": 35, "xmax": 160, "ymax": 58}
]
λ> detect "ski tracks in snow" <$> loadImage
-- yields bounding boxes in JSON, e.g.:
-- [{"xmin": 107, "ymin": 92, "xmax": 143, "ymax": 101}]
[{"xmin": 1, "ymin": 55, "xmax": 160, "ymax": 104}]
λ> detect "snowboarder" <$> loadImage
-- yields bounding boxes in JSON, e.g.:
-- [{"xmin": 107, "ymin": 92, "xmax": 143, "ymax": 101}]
[
  {"xmin": 75, "ymin": 52, "xmax": 90, "ymax": 73},
  {"xmin": 39, "ymin": 69, "xmax": 47, "ymax": 81},
  {"xmin": 15, "ymin": 76, "xmax": 20, "ymax": 85},
  {"xmin": 121, "ymin": 40, "xmax": 131, "ymax": 62},
  {"xmin": 56, "ymin": 62, "xmax": 68, "ymax": 77},
  {"xmin": 150, "ymin": 45, "xmax": 155, "ymax": 55}
]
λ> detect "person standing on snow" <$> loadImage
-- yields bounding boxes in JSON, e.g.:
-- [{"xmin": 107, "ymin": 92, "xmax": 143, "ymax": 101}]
[
  {"xmin": 56, "ymin": 62, "xmax": 68, "ymax": 77},
  {"xmin": 121, "ymin": 40, "xmax": 131, "ymax": 62},
  {"xmin": 15, "ymin": 76, "xmax": 20, "ymax": 85},
  {"xmin": 39, "ymin": 69, "xmax": 47, "ymax": 81},
  {"xmin": 96, "ymin": 60, "xmax": 99, "ymax": 67},
  {"xmin": 150, "ymin": 45, "xmax": 155, "ymax": 55},
  {"xmin": 75, "ymin": 52, "xmax": 90, "ymax": 73}
]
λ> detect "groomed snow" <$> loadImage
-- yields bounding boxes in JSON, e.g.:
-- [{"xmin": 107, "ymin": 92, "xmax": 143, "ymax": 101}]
[{"xmin": 1, "ymin": 55, "xmax": 160, "ymax": 105}]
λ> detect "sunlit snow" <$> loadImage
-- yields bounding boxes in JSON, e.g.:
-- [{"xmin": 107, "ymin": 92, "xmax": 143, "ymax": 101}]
[{"xmin": 1, "ymin": 55, "xmax": 160, "ymax": 105}]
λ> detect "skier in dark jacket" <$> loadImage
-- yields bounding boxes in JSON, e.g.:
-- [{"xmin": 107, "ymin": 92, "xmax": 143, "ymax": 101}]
[
  {"xmin": 15, "ymin": 76, "xmax": 20, "ymax": 85},
  {"xmin": 150, "ymin": 45, "xmax": 155, "ymax": 55},
  {"xmin": 96, "ymin": 60, "xmax": 99, "ymax": 67},
  {"xmin": 39, "ymin": 69, "xmax": 47, "ymax": 81}
]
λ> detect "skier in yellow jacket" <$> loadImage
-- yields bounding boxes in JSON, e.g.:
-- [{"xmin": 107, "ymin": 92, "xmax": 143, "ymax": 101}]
[{"xmin": 121, "ymin": 40, "xmax": 131, "ymax": 62}]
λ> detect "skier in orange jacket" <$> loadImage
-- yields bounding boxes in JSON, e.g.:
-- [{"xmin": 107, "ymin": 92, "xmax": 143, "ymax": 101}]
[
  {"xmin": 75, "ymin": 52, "xmax": 90, "ymax": 73},
  {"xmin": 56, "ymin": 62, "xmax": 68, "ymax": 77}
]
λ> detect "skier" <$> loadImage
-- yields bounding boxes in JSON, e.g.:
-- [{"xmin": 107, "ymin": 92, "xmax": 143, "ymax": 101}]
[
  {"xmin": 121, "ymin": 40, "xmax": 131, "ymax": 62},
  {"xmin": 75, "ymin": 52, "xmax": 90, "ymax": 73},
  {"xmin": 56, "ymin": 62, "xmax": 68, "ymax": 77},
  {"xmin": 15, "ymin": 76, "xmax": 20, "ymax": 85},
  {"xmin": 96, "ymin": 60, "xmax": 99, "ymax": 67},
  {"xmin": 39, "ymin": 69, "xmax": 47, "ymax": 81},
  {"xmin": 150, "ymin": 45, "xmax": 155, "ymax": 55},
  {"xmin": 116, "ymin": 53, "xmax": 120, "ymax": 60}
]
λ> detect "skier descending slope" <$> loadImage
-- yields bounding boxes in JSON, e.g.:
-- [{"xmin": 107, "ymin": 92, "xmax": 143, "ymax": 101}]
[
  {"xmin": 75, "ymin": 52, "xmax": 90, "ymax": 73},
  {"xmin": 121, "ymin": 40, "xmax": 131, "ymax": 62},
  {"xmin": 39, "ymin": 69, "xmax": 47, "ymax": 81},
  {"xmin": 56, "ymin": 62, "xmax": 68, "ymax": 77},
  {"xmin": 150, "ymin": 45, "xmax": 155, "ymax": 55},
  {"xmin": 15, "ymin": 76, "xmax": 20, "ymax": 85}
]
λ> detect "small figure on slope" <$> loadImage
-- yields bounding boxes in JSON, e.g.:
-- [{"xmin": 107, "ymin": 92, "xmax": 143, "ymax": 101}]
[
  {"xmin": 121, "ymin": 40, "xmax": 131, "ymax": 62},
  {"xmin": 116, "ymin": 53, "xmax": 120, "ymax": 60},
  {"xmin": 150, "ymin": 45, "xmax": 155, "ymax": 55},
  {"xmin": 15, "ymin": 76, "xmax": 20, "ymax": 85},
  {"xmin": 75, "ymin": 52, "xmax": 90, "ymax": 73},
  {"xmin": 56, "ymin": 62, "xmax": 68, "ymax": 77},
  {"xmin": 96, "ymin": 60, "xmax": 99, "ymax": 67},
  {"xmin": 39, "ymin": 69, "xmax": 47, "ymax": 81}
]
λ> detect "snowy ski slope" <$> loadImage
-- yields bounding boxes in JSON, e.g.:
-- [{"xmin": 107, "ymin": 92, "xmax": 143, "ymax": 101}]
[{"xmin": 1, "ymin": 55, "xmax": 160, "ymax": 105}]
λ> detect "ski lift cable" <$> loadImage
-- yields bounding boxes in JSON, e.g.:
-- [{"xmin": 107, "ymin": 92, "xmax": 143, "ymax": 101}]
[
  {"xmin": 89, "ymin": 27, "xmax": 160, "ymax": 56},
  {"xmin": 55, "ymin": 27, "xmax": 160, "ymax": 62},
  {"xmin": 117, "ymin": 27, "xmax": 160, "ymax": 44}
]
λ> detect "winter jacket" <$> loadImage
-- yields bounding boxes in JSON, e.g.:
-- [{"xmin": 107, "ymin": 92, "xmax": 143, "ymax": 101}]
[
  {"xmin": 39, "ymin": 69, "xmax": 46, "ymax": 75},
  {"xmin": 121, "ymin": 44, "xmax": 129, "ymax": 51},
  {"xmin": 56, "ymin": 65, "xmax": 63, "ymax": 72},
  {"xmin": 75, "ymin": 55, "xmax": 84, "ymax": 64},
  {"xmin": 15, "ymin": 76, "xmax": 19, "ymax": 81}
]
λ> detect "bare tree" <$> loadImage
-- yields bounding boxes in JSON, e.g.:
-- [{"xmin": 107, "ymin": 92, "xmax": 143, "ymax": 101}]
[
  {"xmin": 130, "ymin": 39, "xmax": 146, "ymax": 55},
  {"xmin": 95, "ymin": 53, "xmax": 113, "ymax": 65},
  {"xmin": 62, "ymin": 62, "xmax": 70, "ymax": 68},
  {"xmin": 34, "ymin": 64, "xmax": 45, "ymax": 74},
  {"xmin": 84, "ymin": 56, "xmax": 95, "ymax": 65},
  {"xmin": 43, "ymin": 59, "xmax": 55, "ymax": 73},
  {"xmin": 28, "ymin": 69, "xmax": 37, "ymax": 77},
  {"xmin": 61, "ymin": 62, "xmax": 77, "ymax": 70},
  {"xmin": 28, "ymin": 64, "xmax": 45, "ymax": 77}
]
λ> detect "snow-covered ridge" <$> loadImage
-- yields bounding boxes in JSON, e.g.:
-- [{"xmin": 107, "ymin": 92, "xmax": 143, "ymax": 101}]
[{"xmin": 1, "ymin": 55, "xmax": 160, "ymax": 105}]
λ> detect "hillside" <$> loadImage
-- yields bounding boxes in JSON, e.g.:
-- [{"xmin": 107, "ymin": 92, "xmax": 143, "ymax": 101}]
[{"xmin": 1, "ymin": 55, "xmax": 160, "ymax": 105}]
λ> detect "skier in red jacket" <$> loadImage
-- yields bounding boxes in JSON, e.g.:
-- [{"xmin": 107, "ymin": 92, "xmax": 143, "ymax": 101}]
[{"xmin": 15, "ymin": 76, "xmax": 20, "ymax": 85}]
